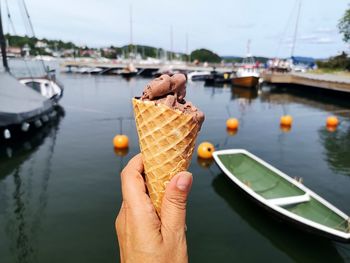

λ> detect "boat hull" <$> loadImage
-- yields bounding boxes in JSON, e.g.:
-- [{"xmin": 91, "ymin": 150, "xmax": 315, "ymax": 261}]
[
  {"xmin": 232, "ymin": 76, "xmax": 259, "ymax": 88},
  {"xmin": 213, "ymin": 149, "xmax": 350, "ymax": 243},
  {"xmin": 235, "ymin": 180, "xmax": 350, "ymax": 243}
]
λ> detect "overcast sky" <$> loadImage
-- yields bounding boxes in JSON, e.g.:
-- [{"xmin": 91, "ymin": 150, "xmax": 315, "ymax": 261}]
[{"xmin": 1, "ymin": 0, "xmax": 349, "ymax": 58}]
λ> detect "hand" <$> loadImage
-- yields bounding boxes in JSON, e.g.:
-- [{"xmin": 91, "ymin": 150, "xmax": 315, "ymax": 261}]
[{"xmin": 116, "ymin": 154, "xmax": 193, "ymax": 263}]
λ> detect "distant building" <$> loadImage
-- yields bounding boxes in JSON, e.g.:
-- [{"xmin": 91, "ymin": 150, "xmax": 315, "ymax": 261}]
[
  {"xmin": 62, "ymin": 49, "xmax": 75, "ymax": 57},
  {"xmin": 80, "ymin": 49, "xmax": 100, "ymax": 58},
  {"xmin": 6, "ymin": 46, "xmax": 22, "ymax": 58},
  {"xmin": 35, "ymin": 41, "xmax": 48, "ymax": 48},
  {"xmin": 44, "ymin": 47, "xmax": 53, "ymax": 54},
  {"xmin": 102, "ymin": 47, "xmax": 114, "ymax": 54},
  {"xmin": 101, "ymin": 47, "xmax": 117, "ymax": 58}
]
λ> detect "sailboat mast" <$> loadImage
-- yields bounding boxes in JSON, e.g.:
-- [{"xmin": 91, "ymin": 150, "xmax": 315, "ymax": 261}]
[
  {"xmin": 291, "ymin": 0, "xmax": 302, "ymax": 57},
  {"xmin": 129, "ymin": 4, "xmax": 133, "ymax": 56},
  {"xmin": 170, "ymin": 25, "xmax": 173, "ymax": 61},
  {"xmin": 246, "ymin": 39, "xmax": 251, "ymax": 56},
  {"xmin": 0, "ymin": 3, "xmax": 10, "ymax": 72}
]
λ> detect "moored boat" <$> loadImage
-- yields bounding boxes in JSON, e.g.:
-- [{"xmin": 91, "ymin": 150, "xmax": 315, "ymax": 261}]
[
  {"xmin": 0, "ymin": 72, "xmax": 57, "ymax": 140},
  {"xmin": 187, "ymin": 71, "xmax": 211, "ymax": 81},
  {"xmin": 119, "ymin": 63, "xmax": 138, "ymax": 78},
  {"xmin": 0, "ymin": 4, "xmax": 62, "ymax": 140},
  {"xmin": 232, "ymin": 57, "xmax": 260, "ymax": 88},
  {"xmin": 213, "ymin": 149, "xmax": 350, "ymax": 243},
  {"xmin": 232, "ymin": 75, "xmax": 259, "ymax": 88},
  {"xmin": 204, "ymin": 69, "xmax": 232, "ymax": 86},
  {"xmin": 19, "ymin": 76, "xmax": 64, "ymax": 102}
]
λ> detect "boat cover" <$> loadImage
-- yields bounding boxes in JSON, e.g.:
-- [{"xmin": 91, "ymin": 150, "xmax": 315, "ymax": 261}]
[{"xmin": 0, "ymin": 72, "xmax": 53, "ymax": 126}]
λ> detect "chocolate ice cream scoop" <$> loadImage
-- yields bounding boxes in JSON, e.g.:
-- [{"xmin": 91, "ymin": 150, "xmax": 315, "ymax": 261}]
[
  {"xmin": 140, "ymin": 73, "xmax": 204, "ymax": 126},
  {"xmin": 141, "ymin": 74, "xmax": 186, "ymax": 102}
]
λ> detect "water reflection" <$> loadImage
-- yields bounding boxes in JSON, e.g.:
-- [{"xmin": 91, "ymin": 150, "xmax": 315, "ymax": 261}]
[
  {"xmin": 260, "ymin": 85, "xmax": 349, "ymax": 113},
  {"xmin": 319, "ymin": 124, "xmax": 350, "ymax": 177},
  {"xmin": 0, "ymin": 106, "xmax": 64, "ymax": 263},
  {"xmin": 196, "ymin": 157, "xmax": 214, "ymax": 169},
  {"xmin": 230, "ymin": 86, "xmax": 258, "ymax": 102},
  {"xmin": 113, "ymin": 147, "xmax": 129, "ymax": 157},
  {"xmin": 212, "ymin": 174, "xmax": 344, "ymax": 262}
]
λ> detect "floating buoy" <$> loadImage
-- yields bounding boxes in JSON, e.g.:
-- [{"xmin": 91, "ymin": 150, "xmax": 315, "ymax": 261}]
[
  {"xmin": 197, "ymin": 142, "xmax": 215, "ymax": 159},
  {"xmin": 113, "ymin": 134, "xmax": 129, "ymax": 149},
  {"xmin": 280, "ymin": 115, "xmax": 293, "ymax": 126},
  {"xmin": 226, "ymin": 118, "xmax": 239, "ymax": 130},
  {"xmin": 326, "ymin": 116, "xmax": 339, "ymax": 127}
]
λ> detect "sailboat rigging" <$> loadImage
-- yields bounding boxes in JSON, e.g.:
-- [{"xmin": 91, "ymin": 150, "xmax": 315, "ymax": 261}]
[
  {"xmin": 0, "ymin": 1, "xmax": 9, "ymax": 72},
  {"xmin": 0, "ymin": 1, "xmax": 62, "ymax": 140},
  {"xmin": 3, "ymin": 0, "xmax": 64, "ymax": 101}
]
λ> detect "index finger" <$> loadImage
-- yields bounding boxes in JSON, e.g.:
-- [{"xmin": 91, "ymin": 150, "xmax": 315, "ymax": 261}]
[
  {"xmin": 123, "ymin": 153, "xmax": 144, "ymax": 174},
  {"xmin": 120, "ymin": 154, "xmax": 147, "ymax": 205}
]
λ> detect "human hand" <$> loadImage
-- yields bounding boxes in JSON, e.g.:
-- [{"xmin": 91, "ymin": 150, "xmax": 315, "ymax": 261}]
[{"xmin": 116, "ymin": 154, "xmax": 193, "ymax": 263}]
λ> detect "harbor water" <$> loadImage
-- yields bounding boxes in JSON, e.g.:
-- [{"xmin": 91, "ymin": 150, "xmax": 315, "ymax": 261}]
[{"xmin": 1, "ymin": 65, "xmax": 350, "ymax": 262}]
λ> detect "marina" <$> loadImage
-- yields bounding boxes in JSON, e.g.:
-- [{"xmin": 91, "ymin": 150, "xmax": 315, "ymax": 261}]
[
  {"xmin": 1, "ymin": 0, "xmax": 350, "ymax": 262},
  {"xmin": 1, "ymin": 69, "xmax": 350, "ymax": 262}
]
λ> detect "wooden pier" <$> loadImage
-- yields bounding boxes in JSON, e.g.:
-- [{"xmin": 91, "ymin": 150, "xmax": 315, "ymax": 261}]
[
  {"xmin": 262, "ymin": 72, "xmax": 350, "ymax": 93},
  {"xmin": 60, "ymin": 60, "xmax": 232, "ymax": 74}
]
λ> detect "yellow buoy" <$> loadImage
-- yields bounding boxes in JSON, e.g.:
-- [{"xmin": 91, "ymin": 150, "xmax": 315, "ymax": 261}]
[
  {"xmin": 197, "ymin": 142, "xmax": 215, "ymax": 159},
  {"xmin": 226, "ymin": 118, "xmax": 239, "ymax": 130},
  {"xmin": 326, "ymin": 116, "xmax": 339, "ymax": 127},
  {"xmin": 113, "ymin": 134, "xmax": 129, "ymax": 149},
  {"xmin": 280, "ymin": 115, "xmax": 293, "ymax": 126}
]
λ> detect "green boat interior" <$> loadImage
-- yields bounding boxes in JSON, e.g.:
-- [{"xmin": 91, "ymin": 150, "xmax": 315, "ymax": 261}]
[{"xmin": 218, "ymin": 153, "xmax": 350, "ymax": 233}]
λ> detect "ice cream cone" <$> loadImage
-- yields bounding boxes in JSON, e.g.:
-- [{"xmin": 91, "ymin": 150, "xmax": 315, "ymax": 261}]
[{"xmin": 132, "ymin": 98, "xmax": 200, "ymax": 216}]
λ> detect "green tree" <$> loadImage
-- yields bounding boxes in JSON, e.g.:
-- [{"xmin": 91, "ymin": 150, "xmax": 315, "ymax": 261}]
[
  {"xmin": 316, "ymin": 51, "xmax": 350, "ymax": 70},
  {"xmin": 338, "ymin": 7, "xmax": 350, "ymax": 43},
  {"xmin": 190, "ymin": 48, "xmax": 221, "ymax": 63}
]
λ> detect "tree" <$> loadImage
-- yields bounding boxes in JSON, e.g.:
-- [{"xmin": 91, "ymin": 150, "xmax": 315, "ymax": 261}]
[
  {"xmin": 190, "ymin": 48, "xmax": 221, "ymax": 63},
  {"xmin": 338, "ymin": 7, "xmax": 350, "ymax": 43},
  {"xmin": 316, "ymin": 51, "xmax": 350, "ymax": 70}
]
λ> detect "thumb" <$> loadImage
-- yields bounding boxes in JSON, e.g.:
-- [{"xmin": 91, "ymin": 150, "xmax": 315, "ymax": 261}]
[{"xmin": 161, "ymin": 171, "xmax": 193, "ymax": 234}]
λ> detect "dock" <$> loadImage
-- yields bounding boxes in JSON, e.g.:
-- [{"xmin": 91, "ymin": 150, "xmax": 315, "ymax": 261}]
[
  {"xmin": 60, "ymin": 60, "xmax": 232, "ymax": 74},
  {"xmin": 262, "ymin": 72, "xmax": 350, "ymax": 93}
]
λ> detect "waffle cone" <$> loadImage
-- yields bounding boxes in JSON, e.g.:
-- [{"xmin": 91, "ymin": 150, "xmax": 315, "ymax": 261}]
[{"xmin": 132, "ymin": 98, "xmax": 200, "ymax": 215}]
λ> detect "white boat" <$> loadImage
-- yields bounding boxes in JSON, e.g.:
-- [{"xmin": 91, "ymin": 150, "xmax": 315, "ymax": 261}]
[
  {"xmin": 233, "ymin": 56, "xmax": 260, "ymax": 88},
  {"xmin": 213, "ymin": 149, "xmax": 350, "ymax": 243},
  {"xmin": 187, "ymin": 71, "xmax": 211, "ymax": 81},
  {"xmin": 19, "ymin": 77, "xmax": 63, "ymax": 102}
]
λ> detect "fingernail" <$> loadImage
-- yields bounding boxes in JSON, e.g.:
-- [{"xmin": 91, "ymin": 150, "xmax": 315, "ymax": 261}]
[{"xmin": 176, "ymin": 172, "xmax": 192, "ymax": 191}]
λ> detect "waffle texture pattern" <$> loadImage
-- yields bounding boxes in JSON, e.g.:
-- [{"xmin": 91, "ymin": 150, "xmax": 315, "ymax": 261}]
[{"xmin": 132, "ymin": 98, "xmax": 200, "ymax": 215}]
